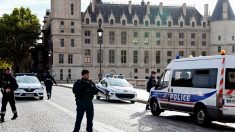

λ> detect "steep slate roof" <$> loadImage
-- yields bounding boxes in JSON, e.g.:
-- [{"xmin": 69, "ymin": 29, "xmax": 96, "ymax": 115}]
[
  {"xmin": 82, "ymin": 2, "xmax": 203, "ymax": 26},
  {"xmin": 211, "ymin": 0, "xmax": 235, "ymax": 21}
]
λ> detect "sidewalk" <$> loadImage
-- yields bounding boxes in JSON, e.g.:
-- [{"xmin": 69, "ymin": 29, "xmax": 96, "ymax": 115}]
[{"xmin": 58, "ymin": 84, "xmax": 148, "ymax": 104}]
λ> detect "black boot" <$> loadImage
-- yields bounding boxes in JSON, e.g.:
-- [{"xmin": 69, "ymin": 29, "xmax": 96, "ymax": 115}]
[
  {"xmin": 11, "ymin": 113, "xmax": 18, "ymax": 120},
  {"xmin": 0, "ymin": 115, "xmax": 5, "ymax": 123}
]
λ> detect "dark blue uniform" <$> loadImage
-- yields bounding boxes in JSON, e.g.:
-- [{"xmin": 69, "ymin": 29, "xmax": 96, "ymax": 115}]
[
  {"xmin": 43, "ymin": 72, "xmax": 57, "ymax": 99},
  {"xmin": 0, "ymin": 74, "xmax": 18, "ymax": 122},
  {"xmin": 72, "ymin": 79, "xmax": 98, "ymax": 132}
]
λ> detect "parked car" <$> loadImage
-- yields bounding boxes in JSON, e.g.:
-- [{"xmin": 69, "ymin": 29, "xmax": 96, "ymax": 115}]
[
  {"xmin": 15, "ymin": 74, "xmax": 44, "ymax": 100},
  {"xmin": 96, "ymin": 77, "xmax": 137, "ymax": 103}
]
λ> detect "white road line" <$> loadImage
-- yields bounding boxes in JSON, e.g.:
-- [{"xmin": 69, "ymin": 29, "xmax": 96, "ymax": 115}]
[{"xmin": 45, "ymin": 100, "xmax": 124, "ymax": 132}]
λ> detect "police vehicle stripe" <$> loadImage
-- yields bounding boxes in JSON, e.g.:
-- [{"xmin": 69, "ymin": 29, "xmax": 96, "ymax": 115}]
[{"xmin": 151, "ymin": 90, "xmax": 216, "ymax": 103}]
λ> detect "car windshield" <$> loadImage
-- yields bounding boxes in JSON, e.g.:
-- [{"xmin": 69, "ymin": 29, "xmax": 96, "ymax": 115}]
[
  {"xmin": 108, "ymin": 78, "xmax": 131, "ymax": 87},
  {"xmin": 16, "ymin": 76, "xmax": 40, "ymax": 84}
]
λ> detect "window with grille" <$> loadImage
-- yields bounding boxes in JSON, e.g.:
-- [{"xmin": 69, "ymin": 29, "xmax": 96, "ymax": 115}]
[
  {"xmin": 121, "ymin": 50, "xmax": 127, "ymax": 63},
  {"xmin": 202, "ymin": 33, "xmax": 207, "ymax": 39},
  {"xmin": 71, "ymin": 4, "xmax": 74, "ymax": 15},
  {"xmin": 109, "ymin": 31, "xmax": 115, "ymax": 44},
  {"xmin": 179, "ymin": 33, "xmax": 184, "ymax": 38},
  {"xmin": 121, "ymin": 32, "xmax": 127, "ymax": 44},
  {"xmin": 61, "ymin": 39, "xmax": 64, "ymax": 47},
  {"xmin": 71, "ymin": 39, "xmax": 74, "ymax": 47},
  {"xmin": 60, "ymin": 69, "xmax": 63, "ymax": 80},
  {"xmin": 68, "ymin": 54, "xmax": 73, "ymax": 64},
  {"xmin": 156, "ymin": 51, "xmax": 160, "ymax": 64},
  {"xmin": 109, "ymin": 50, "xmax": 115, "ymax": 63},
  {"xmin": 133, "ymin": 51, "xmax": 138, "ymax": 64},
  {"xmin": 134, "ymin": 20, "xmax": 138, "ymax": 26},
  {"xmin": 59, "ymin": 54, "xmax": 64, "ymax": 64},
  {"xmin": 168, "ymin": 33, "xmax": 172, "ymax": 38},
  {"xmin": 144, "ymin": 51, "xmax": 149, "ymax": 64}
]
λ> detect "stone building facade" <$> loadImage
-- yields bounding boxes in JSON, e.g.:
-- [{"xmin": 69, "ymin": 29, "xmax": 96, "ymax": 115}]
[{"xmin": 42, "ymin": 0, "xmax": 235, "ymax": 80}]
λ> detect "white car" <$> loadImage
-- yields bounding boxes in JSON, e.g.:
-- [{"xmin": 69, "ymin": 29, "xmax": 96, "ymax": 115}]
[
  {"xmin": 15, "ymin": 75, "xmax": 44, "ymax": 100},
  {"xmin": 96, "ymin": 78, "xmax": 137, "ymax": 103}
]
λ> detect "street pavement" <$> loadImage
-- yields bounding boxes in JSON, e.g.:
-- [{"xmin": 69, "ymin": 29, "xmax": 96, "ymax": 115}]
[{"xmin": 0, "ymin": 85, "xmax": 235, "ymax": 132}]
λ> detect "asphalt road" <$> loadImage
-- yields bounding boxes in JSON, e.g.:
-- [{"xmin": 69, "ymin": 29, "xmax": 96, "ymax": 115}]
[{"xmin": 0, "ymin": 86, "xmax": 235, "ymax": 132}]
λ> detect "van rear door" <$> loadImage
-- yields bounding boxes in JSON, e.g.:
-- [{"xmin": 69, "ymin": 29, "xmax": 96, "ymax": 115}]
[{"xmin": 223, "ymin": 68, "xmax": 235, "ymax": 115}]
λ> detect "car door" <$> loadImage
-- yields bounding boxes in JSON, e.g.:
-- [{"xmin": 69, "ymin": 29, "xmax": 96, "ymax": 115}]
[
  {"xmin": 170, "ymin": 69, "xmax": 193, "ymax": 112},
  {"xmin": 155, "ymin": 70, "xmax": 172, "ymax": 109}
]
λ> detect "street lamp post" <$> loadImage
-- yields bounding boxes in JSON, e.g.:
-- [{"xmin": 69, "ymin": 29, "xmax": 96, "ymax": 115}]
[{"xmin": 97, "ymin": 23, "xmax": 103, "ymax": 81}]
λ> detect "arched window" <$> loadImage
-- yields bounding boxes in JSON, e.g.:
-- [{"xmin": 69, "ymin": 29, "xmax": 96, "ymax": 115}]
[
  {"xmin": 134, "ymin": 20, "xmax": 138, "ymax": 26},
  {"xmin": 192, "ymin": 22, "xmax": 195, "ymax": 27},
  {"xmin": 98, "ymin": 19, "xmax": 102, "ymax": 24},
  {"xmin": 145, "ymin": 20, "xmax": 149, "ymax": 26},
  {"xmin": 86, "ymin": 18, "xmax": 89, "ymax": 24},
  {"xmin": 110, "ymin": 19, "xmax": 114, "ymax": 25},
  {"xmin": 168, "ymin": 21, "xmax": 172, "ymax": 27},
  {"xmin": 122, "ymin": 20, "xmax": 126, "ymax": 26},
  {"xmin": 203, "ymin": 22, "xmax": 206, "ymax": 27},
  {"xmin": 156, "ymin": 21, "xmax": 160, "ymax": 26},
  {"xmin": 180, "ymin": 21, "xmax": 183, "ymax": 27}
]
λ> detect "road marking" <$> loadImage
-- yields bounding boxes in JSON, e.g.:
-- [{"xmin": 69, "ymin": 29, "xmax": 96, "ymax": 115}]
[{"xmin": 45, "ymin": 100, "xmax": 124, "ymax": 132}]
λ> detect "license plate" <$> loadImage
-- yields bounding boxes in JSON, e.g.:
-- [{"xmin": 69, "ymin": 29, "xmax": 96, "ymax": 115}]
[
  {"xmin": 26, "ymin": 94, "xmax": 34, "ymax": 96},
  {"xmin": 226, "ymin": 99, "xmax": 235, "ymax": 104}
]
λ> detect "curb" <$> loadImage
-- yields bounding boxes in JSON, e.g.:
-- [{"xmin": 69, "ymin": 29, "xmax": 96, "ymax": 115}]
[{"xmin": 58, "ymin": 85, "xmax": 147, "ymax": 104}]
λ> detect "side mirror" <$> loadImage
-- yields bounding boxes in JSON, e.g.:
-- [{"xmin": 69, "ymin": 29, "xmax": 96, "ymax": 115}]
[{"xmin": 154, "ymin": 84, "xmax": 159, "ymax": 90}]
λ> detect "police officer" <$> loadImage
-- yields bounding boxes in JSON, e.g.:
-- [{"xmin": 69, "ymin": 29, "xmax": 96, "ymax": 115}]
[
  {"xmin": 43, "ymin": 70, "xmax": 57, "ymax": 99},
  {"xmin": 72, "ymin": 70, "xmax": 98, "ymax": 132},
  {"xmin": 0, "ymin": 67, "xmax": 19, "ymax": 123},
  {"xmin": 146, "ymin": 71, "xmax": 157, "ymax": 110}
]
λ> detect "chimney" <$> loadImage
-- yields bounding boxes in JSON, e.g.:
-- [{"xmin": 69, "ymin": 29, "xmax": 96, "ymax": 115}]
[
  {"xmin": 92, "ymin": 0, "xmax": 96, "ymax": 13},
  {"xmin": 223, "ymin": 1, "xmax": 228, "ymax": 19},
  {"xmin": 182, "ymin": 3, "xmax": 186, "ymax": 16},
  {"xmin": 159, "ymin": 2, "xmax": 163, "ymax": 15},
  {"xmin": 147, "ymin": 2, "xmax": 150, "ymax": 15},
  {"xmin": 141, "ymin": 0, "xmax": 145, "ymax": 6},
  {"xmin": 129, "ymin": 1, "xmax": 132, "ymax": 14},
  {"xmin": 204, "ymin": 4, "xmax": 208, "ymax": 17}
]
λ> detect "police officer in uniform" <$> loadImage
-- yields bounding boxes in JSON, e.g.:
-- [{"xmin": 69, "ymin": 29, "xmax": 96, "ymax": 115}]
[
  {"xmin": 0, "ymin": 67, "xmax": 19, "ymax": 123},
  {"xmin": 43, "ymin": 70, "xmax": 57, "ymax": 99},
  {"xmin": 146, "ymin": 71, "xmax": 157, "ymax": 110},
  {"xmin": 72, "ymin": 70, "xmax": 98, "ymax": 132}
]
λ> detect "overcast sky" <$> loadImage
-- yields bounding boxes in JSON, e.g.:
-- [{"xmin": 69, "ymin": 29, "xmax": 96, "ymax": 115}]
[{"xmin": 0, "ymin": 0, "xmax": 235, "ymax": 25}]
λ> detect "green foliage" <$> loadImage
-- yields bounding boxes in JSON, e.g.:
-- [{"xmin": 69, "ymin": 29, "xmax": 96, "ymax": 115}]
[
  {"xmin": 0, "ymin": 7, "xmax": 41, "ymax": 72},
  {"xmin": 0, "ymin": 60, "xmax": 11, "ymax": 69}
]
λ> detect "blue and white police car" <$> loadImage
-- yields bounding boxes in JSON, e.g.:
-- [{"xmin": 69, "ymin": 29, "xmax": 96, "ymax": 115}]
[
  {"xmin": 96, "ymin": 77, "xmax": 137, "ymax": 103},
  {"xmin": 148, "ymin": 54, "xmax": 235, "ymax": 126}
]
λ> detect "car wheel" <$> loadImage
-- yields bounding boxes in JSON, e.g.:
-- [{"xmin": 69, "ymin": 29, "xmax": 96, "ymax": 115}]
[
  {"xmin": 195, "ymin": 107, "xmax": 211, "ymax": 126},
  {"xmin": 39, "ymin": 97, "xmax": 44, "ymax": 100},
  {"xmin": 130, "ymin": 101, "xmax": 135, "ymax": 104},
  {"xmin": 96, "ymin": 95, "xmax": 100, "ymax": 100},
  {"xmin": 150, "ymin": 100, "xmax": 161, "ymax": 116}
]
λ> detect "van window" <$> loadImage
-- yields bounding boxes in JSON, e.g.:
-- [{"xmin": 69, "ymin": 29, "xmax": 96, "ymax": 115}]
[
  {"xmin": 162, "ymin": 70, "xmax": 171, "ymax": 88},
  {"xmin": 192, "ymin": 69, "xmax": 217, "ymax": 88},
  {"xmin": 156, "ymin": 70, "xmax": 171, "ymax": 89},
  {"xmin": 171, "ymin": 70, "xmax": 193, "ymax": 87},
  {"xmin": 225, "ymin": 68, "xmax": 235, "ymax": 89}
]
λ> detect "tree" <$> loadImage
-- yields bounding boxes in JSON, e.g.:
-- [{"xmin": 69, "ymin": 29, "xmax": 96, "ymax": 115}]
[{"xmin": 0, "ymin": 7, "xmax": 40, "ymax": 73}]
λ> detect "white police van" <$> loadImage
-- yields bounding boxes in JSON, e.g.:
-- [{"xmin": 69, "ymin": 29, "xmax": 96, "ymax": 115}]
[{"xmin": 148, "ymin": 54, "xmax": 235, "ymax": 126}]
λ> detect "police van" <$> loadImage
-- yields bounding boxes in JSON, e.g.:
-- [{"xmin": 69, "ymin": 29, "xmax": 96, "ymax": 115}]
[{"xmin": 148, "ymin": 54, "xmax": 235, "ymax": 126}]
